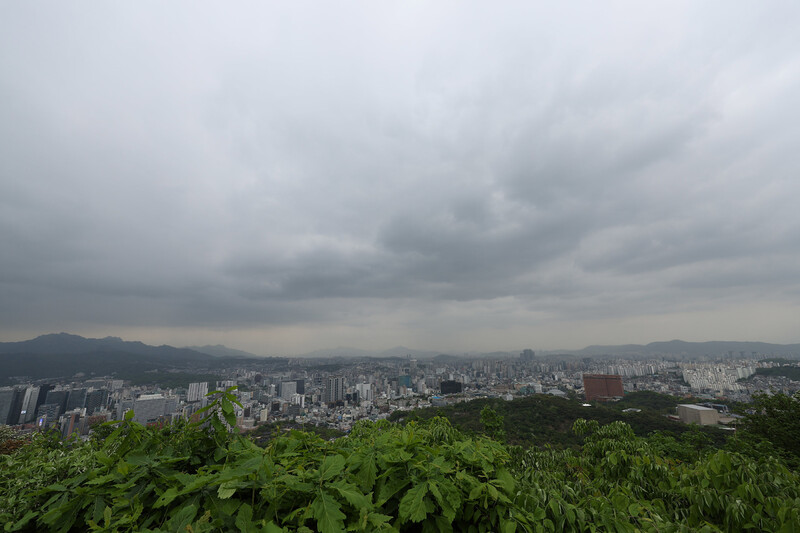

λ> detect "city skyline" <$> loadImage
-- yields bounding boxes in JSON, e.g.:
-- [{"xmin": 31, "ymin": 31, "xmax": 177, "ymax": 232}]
[{"xmin": 2, "ymin": 3, "xmax": 800, "ymax": 355}]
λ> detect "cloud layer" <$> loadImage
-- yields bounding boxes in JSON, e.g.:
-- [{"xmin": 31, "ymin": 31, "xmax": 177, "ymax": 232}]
[{"xmin": 2, "ymin": 2, "xmax": 800, "ymax": 353}]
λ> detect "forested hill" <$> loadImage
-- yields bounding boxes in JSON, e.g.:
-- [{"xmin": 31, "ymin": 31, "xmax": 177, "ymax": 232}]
[
  {"xmin": 390, "ymin": 392, "xmax": 727, "ymax": 449},
  {"xmin": 0, "ymin": 333, "xmax": 255, "ymax": 384}
]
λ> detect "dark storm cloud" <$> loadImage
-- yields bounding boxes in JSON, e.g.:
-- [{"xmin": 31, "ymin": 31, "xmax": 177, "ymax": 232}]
[{"xmin": 2, "ymin": 1, "xmax": 800, "ymax": 351}]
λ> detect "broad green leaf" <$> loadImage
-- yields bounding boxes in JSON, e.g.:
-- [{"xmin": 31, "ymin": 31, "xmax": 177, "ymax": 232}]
[
  {"xmin": 334, "ymin": 483, "xmax": 371, "ymax": 509},
  {"xmin": 8, "ymin": 510, "xmax": 38, "ymax": 532},
  {"xmin": 311, "ymin": 491, "xmax": 346, "ymax": 533},
  {"xmin": 218, "ymin": 482, "xmax": 237, "ymax": 499},
  {"xmin": 235, "ymin": 503, "xmax": 254, "ymax": 533},
  {"xmin": 90, "ymin": 496, "xmax": 105, "ymax": 524},
  {"xmin": 468, "ymin": 484, "xmax": 484, "ymax": 501},
  {"xmin": 153, "ymin": 487, "xmax": 179, "ymax": 508},
  {"xmin": 319, "ymin": 455, "xmax": 346, "ymax": 481},
  {"xmin": 263, "ymin": 522, "xmax": 286, "ymax": 533},
  {"xmin": 367, "ymin": 511, "xmax": 393, "ymax": 528},
  {"xmin": 399, "ymin": 482, "xmax": 429, "ymax": 523},
  {"xmin": 264, "ymin": 520, "xmax": 286, "ymax": 533},
  {"xmin": 351, "ymin": 452, "xmax": 377, "ymax": 490},
  {"xmin": 500, "ymin": 518, "xmax": 517, "ymax": 533},
  {"xmin": 377, "ymin": 475, "xmax": 409, "ymax": 505},
  {"xmin": 164, "ymin": 503, "xmax": 197, "ymax": 531}
]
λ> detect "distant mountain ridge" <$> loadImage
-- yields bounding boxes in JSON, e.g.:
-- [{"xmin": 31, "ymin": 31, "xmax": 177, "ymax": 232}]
[
  {"xmin": 4, "ymin": 333, "xmax": 800, "ymax": 364},
  {"xmin": 184, "ymin": 344, "xmax": 261, "ymax": 358},
  {"xmin": 0, "ymin": 333, "xmax": 219, "ymax": 383},
  {"xmin": 296, "ymin": 346, "xmax": 442, "ymax": 358},
  {"xmin": 565, "ymin": 340, "xmax": 800, "ymax": 358},
  {"xmin": 0, "ymin": 332, "xmax": 210, "ymax": 358}
]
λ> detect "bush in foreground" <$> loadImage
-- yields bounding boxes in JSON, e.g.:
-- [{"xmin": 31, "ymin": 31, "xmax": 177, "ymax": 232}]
[{"xmin": 1, "ymin": 392, "xmax": 799, "ymax": 532}]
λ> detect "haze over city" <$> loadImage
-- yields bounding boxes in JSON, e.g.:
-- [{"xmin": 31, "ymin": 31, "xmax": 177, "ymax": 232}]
[{"xmin": 2, "ymin": 2, "xmax": 800, "ymax": 355}]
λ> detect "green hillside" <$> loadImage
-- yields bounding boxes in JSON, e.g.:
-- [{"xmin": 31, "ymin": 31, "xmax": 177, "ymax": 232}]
[
  {"xmin": 1, "ymin": 390, "xmax": 799, "ymax": 532},
  {"xmin": 391, "ymin": 392, "xmax": 726, "ymax": 449}
]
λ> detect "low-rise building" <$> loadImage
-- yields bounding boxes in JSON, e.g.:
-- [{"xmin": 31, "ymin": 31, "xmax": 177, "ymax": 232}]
[{"xmin": 677, "ymin": 404, "xmax": 720, "ymax": 425}]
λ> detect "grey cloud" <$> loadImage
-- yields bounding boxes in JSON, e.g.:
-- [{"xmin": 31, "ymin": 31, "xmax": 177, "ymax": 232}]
[{"xmin": 2, "ymin": 2, "xmax": 800, "ymax": 351}]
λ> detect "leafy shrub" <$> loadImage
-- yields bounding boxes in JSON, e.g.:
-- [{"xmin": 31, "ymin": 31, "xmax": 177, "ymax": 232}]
[{"xmin": 2, "ymin": 395, "xmax": 799, "ymax": 532}]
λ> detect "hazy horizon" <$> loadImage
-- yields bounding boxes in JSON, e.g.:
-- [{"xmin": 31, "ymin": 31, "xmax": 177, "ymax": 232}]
[
  {"xmin": 3, "ymin": 330, "xmax": 799, "ymax": 359},
  {"xmin": 3, "ymin": 3, "xmax": 800, "ymax": 355}
]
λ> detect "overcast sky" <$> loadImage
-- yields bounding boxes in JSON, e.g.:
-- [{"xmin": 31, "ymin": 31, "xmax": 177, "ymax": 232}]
[{"xmin": 2, "ymin": 2, "xmax": 800, "ymax": 355}]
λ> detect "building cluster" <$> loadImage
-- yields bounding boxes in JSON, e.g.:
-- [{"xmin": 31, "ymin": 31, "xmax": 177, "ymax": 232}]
[
  {"xmin": 0, "ymin": 380, "xmax": 117, "ymax": 438},
  {"xmin": 1, "ymin": 348, "xmax": 797, "ymax": 438},
  {"xmin": 680, "ymin": 363, "xmax": 755, "ymax": 395}
]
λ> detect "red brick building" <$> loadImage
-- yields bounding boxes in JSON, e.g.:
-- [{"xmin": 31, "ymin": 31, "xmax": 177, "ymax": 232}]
[{"xmin": 583, "ymin": 374, "xmax": 624, "ymax": 402}]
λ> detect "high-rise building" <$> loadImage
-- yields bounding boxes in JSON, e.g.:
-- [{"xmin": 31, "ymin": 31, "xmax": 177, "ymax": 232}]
[
  {"xmin": 440, "ymin": 380, "xmax": 462, "ymax": 395},
  {"xmin": 60, "ymin": 412, "xmax": 82, "ymax": 438},
  {"xmin": 133, "ymin": 394, "xmax": 169, "ymax": 425},
  {"xmin": 324, "ymin": 376, "xmax": 344, "ymax": 404},
  {"xmin": 0, "ymin": 387, "xmax": 25, "ymax": 425},
  {"xmin": 66, "ymin": 388, "xmax": 87, "ymax": 411},
  {"xmin": 37, "ymin": 404, "xmax": 62, "ymax": 427},
  {"xmin": 355, "ymin": 383, "xmax": 373, "ymax": 403},
  {"xmin": 116, "ymin": 399, "xmax": 134, "ymax": 421},
  {"xmin": 520, "ymin": 349, "xmax": 535, "ymax": 361},
  {"xmin": 44, "ymin": 390, "xmax": 69, "ymax": 417},
  {"xmin": 217, "ymin": 380, "xmax": 237, "ymax": 391},
  {"xmin": 187, "ymin": 382, "xmax": 209, "ymax": 403},
  {"xmin": 17, "ymin": 386, "xmax": 40, "ymax": 424},
  {"xmin": 280, "ymin": 381, "xmax": 297, "ymax": 401},
  {"xmin": 86, "ymin": 390, "xmax": 109, "ymax": 415},
  {"xmin": 35, "ymin": 384, "xmax": 54, "ymax": 415},
  {"xmin": 582, "ymin": 374, "xmax": 624, "ymax": 402}
]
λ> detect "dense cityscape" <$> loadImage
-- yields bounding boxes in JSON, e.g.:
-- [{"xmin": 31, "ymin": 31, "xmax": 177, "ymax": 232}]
[{"xmin": 2, "ymin": 339, "xmax": 799, "ymax": 440}]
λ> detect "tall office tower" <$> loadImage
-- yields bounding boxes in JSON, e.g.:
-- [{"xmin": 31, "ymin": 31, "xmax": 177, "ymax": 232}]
[
  {"xmin": 133, "ymin": 394, "xmax": 168, "ymax": 425},
  {"xmin": 355, "ymin": 383, "xmax": 373, "ymax": 403},
  {"xmin": 187, "ymin": 382, "xmax": 209, "ymax": 403},
  {"xmin": 440, "ymin": 380, "xmax": 462, "ymax": 394},
  {"xmin": 295, "ymin": 378, "xmax": 305, "ymax": 395},
  {"xmin": 37, "ymin": 404, "xmax": 62, "ymax": 426},
  {"xmin": 324, "ymin": 376, "xmax": 344, "ymax": 404},
  {"xmin": 60, "ymin": 412, "xmax": 82, "ymax": 439},
  {"xmin": 0, "ymin": 387, "xmax": 25, "ymax": 425},
  {"xmin": 44, "ymin": 390, "xmax": 69, "ymax": 418},
  {"xmin": 217, "ymin": 380, "xmax": 237, "ymax": 391},
  {"xmin": 582, "ymin": 374, "xmax": 624, "ymax": 402},
  {"xmin": 520, "ymin": 349, "xmax": 535, "ymax": 361},
  {"xmin": 86, "ymin": 389, "xmax": 109, "ymax": 415},
  {"xmin": 116, "ymin": 399, "xmax": 134, "ymax": 421},
  {"xmin": 35, "ymin": 384, "xmax": 54, "ymax": 415},
  {"xmin": 66, "ymin": 388, "xmax": 87, "ymax": 411},
  {"xmin": 280, "ymin": 381, "xmax": 297, "ymax": 400},
  {"xmin": 17, "ymin": 386, "xmax": 40, "ymax": 424}
]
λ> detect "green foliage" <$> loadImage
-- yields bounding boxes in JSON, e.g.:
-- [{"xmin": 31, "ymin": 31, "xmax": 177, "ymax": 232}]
[
  {"xmin": 613, "ymin": 390, "xmax": 684, "ymax": 413},
  {"xmin": 739, "ymin": 392, "xmax": 800, "ymax": 468},
  {"xmin": 395, "ymin": 393, "xmax": 725, "ymax": 449},
  {"xmin": 194, "ymin": 385, "xmax": 244, "ymax": 441},
  {"xmin": 2, "ymin": 394, "xmax": 799, "ymax": 532},
  {"xmin": 249, "ymin": 421, "xmax": 346, "ymax": 446},
  {"xmin": 511, "ymin": 418, "xmax": 800, "ymax": 532},
  {"xmin": 1, "ymin": 412, "xmax": 533, "ymax": 532},
  {"xmin": 746, "ymin": 366, "xmax": 800, "ymax": 381},
  {"xmin": 479, "ymin": 406, "xmax": 506, "ymax": 442}
]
